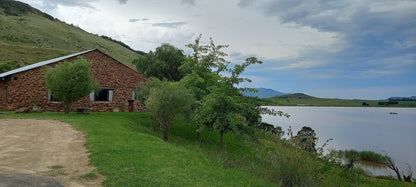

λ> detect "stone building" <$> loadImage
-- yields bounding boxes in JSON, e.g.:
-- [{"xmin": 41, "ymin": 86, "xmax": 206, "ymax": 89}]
[{"xmin": 0, "ymin": 49, "xmax": 147, "ymax": 112}]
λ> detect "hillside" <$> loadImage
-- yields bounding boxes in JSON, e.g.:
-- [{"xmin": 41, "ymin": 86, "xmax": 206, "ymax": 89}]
[
  {"xmin": 273, "ymin": 93, "xmax": 314, "ymax": 99},
  {"xmin": 243, "ymin": 88, "xmax": 287, "ymax": 98},
  {"xmin": 0, "ymin": 0, "xmax": 144, "ymax": 73},
  {"xmin": 271, "ymin": 93, "xmax": 416, "ymax": 107}
]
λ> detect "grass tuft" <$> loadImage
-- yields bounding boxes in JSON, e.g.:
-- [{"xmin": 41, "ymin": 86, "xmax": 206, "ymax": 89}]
[
  {"xmin": 42, "ymin": 165, "xmax": 66, "ymax": 177},
  {"xmin": 73, "ymin": 169, "xmax": 98, "ymax": 180}
]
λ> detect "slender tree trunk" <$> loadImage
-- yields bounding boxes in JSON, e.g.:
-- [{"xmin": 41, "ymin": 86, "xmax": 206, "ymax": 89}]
[
  {"xmin": 63, "ymin": 102, "xmax": 71, "ymax": 114},
  {"xmin": 151, "ymin": 115, "xmax": 158, "ymax": 131},
  {"xmin": 219, "ymin": 132, "xmax": 224, "ymax": 156},
  {"xmin": 383, "ymin": 157, "xmax": 402, "ymax": 181},
  {"xmin": 152, "ymin": 122, "xmax": 158, "ymax": 131},
  {"xmin": 197, "ymin": 124, "xmax": 200, "ymax": 140},
  {"xmin": 162, "ymin": 124, "xmax": 170, "ymax": 141}
]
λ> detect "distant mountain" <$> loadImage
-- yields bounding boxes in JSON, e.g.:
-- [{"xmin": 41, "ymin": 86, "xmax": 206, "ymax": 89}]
[
  {"xmin": 243, "ymin": 88, "xmax": 288, "ymax": 98},
  {"xmin": 0, "ymin": 0, "xmax": 144, "ymax": 73}
]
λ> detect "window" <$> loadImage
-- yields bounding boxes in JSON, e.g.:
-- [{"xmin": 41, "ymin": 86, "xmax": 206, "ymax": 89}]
[
  {"xmin": 132, "ymin": 88, "xmax": 136, "ymax": 100},
  {"xmin": 90, "ymin": 89, "xmax": 114, "ymax": 102},
  {"xmin": 48, "ymin": 90, "xmax": 60, "ymax": 102}
]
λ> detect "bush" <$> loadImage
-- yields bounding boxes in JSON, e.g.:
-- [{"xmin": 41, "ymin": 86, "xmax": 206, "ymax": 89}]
[{"xmin": 0, "ymin": 60, "xmax": 20, "ymax": 73}]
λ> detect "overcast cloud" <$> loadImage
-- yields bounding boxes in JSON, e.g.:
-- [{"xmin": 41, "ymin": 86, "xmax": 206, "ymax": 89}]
[{"xmin": 19, "ymin": 0, "xmax": 416, "ymax": 99}]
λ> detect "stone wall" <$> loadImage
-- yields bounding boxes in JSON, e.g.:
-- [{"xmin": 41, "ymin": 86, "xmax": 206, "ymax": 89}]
[{"xmin": 0, "ymin": 49, "xmax": 147, "ymax": 112}]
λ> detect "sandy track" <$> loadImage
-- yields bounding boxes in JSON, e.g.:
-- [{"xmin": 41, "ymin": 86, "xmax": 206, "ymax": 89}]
[{"xmin": 0, "ymin": 118, "xmax": 104, "ymax": 186}]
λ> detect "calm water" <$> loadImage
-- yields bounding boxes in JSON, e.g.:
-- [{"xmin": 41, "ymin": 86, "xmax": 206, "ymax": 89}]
[{"xmin": 262, "ymin": 106, "xmax": 416, "ymax": 176}]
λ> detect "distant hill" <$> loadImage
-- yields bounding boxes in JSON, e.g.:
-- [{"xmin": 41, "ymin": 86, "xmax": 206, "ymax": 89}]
[
  {"xmin": 243, "ymin": 88, "xmax": 288, "ymax": 98},
  {"xmin": 270, "ymin": 93, "xmax": 416, "ymax": 107},
  {"xmin": 0, "ymin": 0, "xmax": 144, "ymax": 73},
  {"xmin": 272, "ymin": 93, "xmax": 314, "ymax": 99}
]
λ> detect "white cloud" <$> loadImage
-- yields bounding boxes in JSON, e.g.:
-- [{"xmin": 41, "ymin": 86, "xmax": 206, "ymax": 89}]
[
  {"xmin": 15, "ymin": 0, "xmax": 416, "ymax": 99},
  {"xmin": 152, "ymin": 22, "xmax": 187, "ymax": 29},
  {"xmin": 274, "ymin": 60, "xmax": 326, "ymax": 70}
]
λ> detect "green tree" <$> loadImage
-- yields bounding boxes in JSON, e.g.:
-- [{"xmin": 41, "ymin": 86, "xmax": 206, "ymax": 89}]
[
  {"xmin": 196, "ymin": 83, "xmax": 245, "ymax": 155},
  {"xmin": 154, "ymin": 43, "xmax": 187, "ymax": 81},
  {"xmin": 294, "ymin": 126, "xmax": 318, "ymax": 153},
  {"xmin": 132, "ymin": 51, "xmax": 166, "ymax": 80},
  {"xmin": 180, "ymin": 35, "xmax": 230, "ymax": 139},
  {"xmin": 144, "ymin": 78, "xmax": 193, "ymax": 141},
  {"xmin": 184, "ymin": 35, "xmax": 279, "ymax": 155},
  {"xmin": 135, "ymin": 78, "xmax": 163, "ymax": 131},
  {"xmin": 45, "ymin": 57, "xmax": 99, "ymax": 114},
  {"xmin": 132, "ymin": 43, "xmax": 186, "ymax": 81}
]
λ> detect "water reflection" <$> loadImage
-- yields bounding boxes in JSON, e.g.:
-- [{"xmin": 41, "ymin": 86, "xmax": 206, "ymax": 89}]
[{"xmin": 261, "ymin": 106, "xmax": 416, "ymax": 177}]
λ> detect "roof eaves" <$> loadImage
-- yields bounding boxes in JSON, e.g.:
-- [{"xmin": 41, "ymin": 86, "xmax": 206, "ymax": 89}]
[{"xmin": 0, "ymin": 49, "xmax": 96, "ymax": 78}]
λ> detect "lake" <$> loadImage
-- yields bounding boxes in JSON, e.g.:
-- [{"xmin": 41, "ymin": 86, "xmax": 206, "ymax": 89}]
[{"xmin": 261, "ymin": 106, "xmax": 416, "ymax": 177}]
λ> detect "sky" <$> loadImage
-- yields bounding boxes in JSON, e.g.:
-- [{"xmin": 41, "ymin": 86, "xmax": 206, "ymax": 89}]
[{"xmin": 19, "ymin": 0, "xmax": 416, "ymax": 99}]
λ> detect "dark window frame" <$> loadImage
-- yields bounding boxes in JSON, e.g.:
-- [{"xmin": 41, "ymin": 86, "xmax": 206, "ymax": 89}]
[
  {"xmin": 90, "ymin": 88, "xmax": 114, "ymax": 102},
  {"xmin": 48, "ymin": 90, "xmax": 61, "ymax": 102}
]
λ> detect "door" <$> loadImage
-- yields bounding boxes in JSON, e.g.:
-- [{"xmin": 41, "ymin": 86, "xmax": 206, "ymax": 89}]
[{"xmin": 0, "ymin": 86, "xmax": 7, "ymax": 107}]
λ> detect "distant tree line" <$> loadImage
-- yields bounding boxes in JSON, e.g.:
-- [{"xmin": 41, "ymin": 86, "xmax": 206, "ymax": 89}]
[
  {"xmin": 388, "ymin": 97, "xmax": 416, "ymax": 101},
  {"xmin": 378, "ymin": 101, "xmax": 399, "ymax": 105},
  {"xmin": 100, "ymin": 35, "xmax": 146, "ymax": 55}
]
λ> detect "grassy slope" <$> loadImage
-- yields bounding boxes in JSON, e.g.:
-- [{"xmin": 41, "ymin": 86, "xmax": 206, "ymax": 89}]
[
  {"xmin": 0, "ymin": 2, "xmax": 140, "ymax": 69},
  {"xmin": 0, "ymin": 112, "xmax": 276, "ymax": 186},
  {"xmin": 2, "ymin": 112, "xmax": 415, "ymax": 186},
  {"xmin": 270, "ymin": 93, "xmax": 416, "ymax": 107}
]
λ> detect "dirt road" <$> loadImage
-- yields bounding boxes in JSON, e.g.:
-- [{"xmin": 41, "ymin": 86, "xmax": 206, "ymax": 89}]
[{"xmin": 0, "ymin": 118, "xmax": 103, "ymax": 186}]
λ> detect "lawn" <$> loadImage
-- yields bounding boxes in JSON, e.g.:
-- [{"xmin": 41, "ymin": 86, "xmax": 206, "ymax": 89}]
[
  {"xmin": 1, "ymin": 111, "xmax": 415, "ymax": 186},
  {"xmin": 0, "ymin": 112, "xmax": 276, "ymax": 186}
]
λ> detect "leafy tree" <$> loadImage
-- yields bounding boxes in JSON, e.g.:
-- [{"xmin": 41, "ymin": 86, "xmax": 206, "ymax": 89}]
[
  {"xmin": 132, "ymin": 43, "xmax": 186, "ymax": 81},
  {"xmin": 272, "ymin": 126, "xmax": 285, "ymax": 137},
  {"xmin": 143, "ymin": 78, "xmax": 193, "ymax": 141},
  {"xmin": 135, "ymin": 78, "xmax": 163, "ymax": 131},
  {"xmin": 45, "ymin": 57, "xmax": 99, "ymax": 114},
  {"xmin": 196, "ymin": 83, "xmax": 245, "ymax": 155},
  {"xmin": 184, "ymin": 35, "xmax": 279, "ymax": 155},
  {"xmin": 181, "ymin": 35, "xmax": 230, "ymax": 139},
  {"xmin": 154, "ymin": 43, "xmax": 187, "ymax": 81},
  {"xmin": 132, "ymin": 51, "xmax": 165, "ymax": 80},
  {"xmin": 258, "ymin": 123, "xmax": 284, "ymax": 137},
  {"xmin": 294, "ymin": 126, "xmax": 318, "ymax": 153}
]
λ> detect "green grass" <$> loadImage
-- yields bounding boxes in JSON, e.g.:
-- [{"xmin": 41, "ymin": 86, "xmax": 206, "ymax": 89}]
[
  {"xmin": 73, "ymin": 169, "xmax": 99, "ymax": 180},
  {"xmin": 0, "ymin": 41, "xmax": 75, "ymax": 67},
  {"xmin": 270, "ymin": 94, "xmax": 416, "ymax": 107},
  {"xmin": 43, "ymin": 165, "xmax": 66, "ymax": 177},
  {"xmin": 1, "ymin": 112, "xmax": 415, "ymax": 186},
  {"xmin": 0, "ymin": 112, "xmax": 276, "ymax": 186}
]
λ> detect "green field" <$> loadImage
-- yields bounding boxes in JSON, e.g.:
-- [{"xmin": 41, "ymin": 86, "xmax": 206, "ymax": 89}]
[
  {"xmin": 269, "ymin": 93, "xmax": 416, "ymax": 107},
  {"xmin": 1, "ymin": 112, "xmax": 414, "ymax": 186}
]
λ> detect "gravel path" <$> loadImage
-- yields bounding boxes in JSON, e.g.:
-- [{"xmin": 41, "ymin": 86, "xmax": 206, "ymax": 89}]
[{"xmin": 0, "ymin": 119, "xmax": 103, "ymax": 187}]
